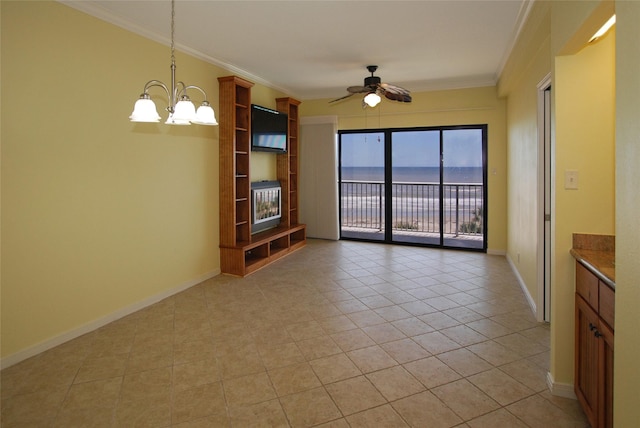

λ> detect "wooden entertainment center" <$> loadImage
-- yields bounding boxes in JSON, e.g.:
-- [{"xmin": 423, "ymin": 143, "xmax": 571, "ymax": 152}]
[{"xmin": 218, "ymin": 75, "xmax": 305, "ymax": 276}]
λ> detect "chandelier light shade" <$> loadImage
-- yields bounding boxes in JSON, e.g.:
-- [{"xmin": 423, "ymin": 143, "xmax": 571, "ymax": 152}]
[
  {"xmin": 129, "ymin": 0, "xmax": 218, "ymax": 126},
  {"xmin": 364, "ymin": 92, "xmax": 382, "ymax": 108},
  {"xmin": 194, "ymin": 101, "xmax": 218, "ymax": 125},
  {"xmin": 171, "ymin": 96, "xmax": 197, "ymax": 123},
  {"xmin": 130, "ymin": 94, "xmax": 162, "ymax": 122}
]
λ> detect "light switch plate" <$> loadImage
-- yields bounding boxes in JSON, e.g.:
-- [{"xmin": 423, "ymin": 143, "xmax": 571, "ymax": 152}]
[{"xmin": 565, "ymin": 170, "xmax": 579, "ymax": 190}]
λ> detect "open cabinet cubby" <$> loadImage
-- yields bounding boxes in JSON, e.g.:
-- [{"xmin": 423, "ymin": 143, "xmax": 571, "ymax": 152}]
[{"xmin": 218, "ymin": 76, "xmax": 305, "ymax": 276}]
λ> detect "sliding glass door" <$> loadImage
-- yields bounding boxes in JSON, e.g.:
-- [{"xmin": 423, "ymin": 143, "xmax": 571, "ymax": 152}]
[
  {"xmin": 339, "ymin": 132, "xmax": 386, "ymax": 241},
  {"xmin": 391, "ymin": 130, "xmax": 441, "ymax": 245},
  {"xmin": 442, "ymin": 129, "xmax": 485, "ymax": 249},
  {"xmin": 339, "ymin": 126, "xmax": 486, "ymax": 251}
]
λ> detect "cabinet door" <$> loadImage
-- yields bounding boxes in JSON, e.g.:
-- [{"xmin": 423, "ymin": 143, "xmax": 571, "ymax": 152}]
[
  {"xmin": 598, "ymin": 320, "xmax": 614, "ymax": 428},
  {"xmin": 575, "ymin": 295, "xmax": 599, "ymax": 427}
]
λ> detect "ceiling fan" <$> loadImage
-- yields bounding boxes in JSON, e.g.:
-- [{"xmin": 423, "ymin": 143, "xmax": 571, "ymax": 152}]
[{"xmin": 330, "ymin": 65, "xmax": 412, "ymax": 107}]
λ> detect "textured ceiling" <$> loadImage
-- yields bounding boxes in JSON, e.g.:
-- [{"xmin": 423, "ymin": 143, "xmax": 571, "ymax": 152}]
[{"xmin": 62, "ymin": 0, "xmax": 531, "ymax": 100}]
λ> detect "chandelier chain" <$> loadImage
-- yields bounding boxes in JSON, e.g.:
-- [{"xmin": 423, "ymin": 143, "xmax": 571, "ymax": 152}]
[{"xmin": 170, "ymin": 0, "xmax": 175, "ymax": 63}]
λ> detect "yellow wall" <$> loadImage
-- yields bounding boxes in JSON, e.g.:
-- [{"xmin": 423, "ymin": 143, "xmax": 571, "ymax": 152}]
[
  {"xmin": 302, "ymin": 86, "xmax": 508, "ymax": 253},
  {"xmin": 247, "ymin": 86, "xmax": 285, "ymax": 181},
  {"xmin": 499, "ymin": 0, "xmax": 615, "ymax": 387},
  {"xmin": 499, "ymin": 2, "xmax": 552, "ymax": 307},
  {"xmin": 499, "ymin": 0, "xmax": 625, "ymax": 418},
  {"xmin": 0, "ymin": 1, "xmax": 286, "ymax": 361},
  {"xmin": 553, "ymin": 28, "xmax": 616, "ymax": 383},
  {"xmin": 613, "ymin": 1, "xmax": 640, "ymax": 425},
  {"xmin": 550, "ymin": 0, "xmax": 617, "ymax": 391}
]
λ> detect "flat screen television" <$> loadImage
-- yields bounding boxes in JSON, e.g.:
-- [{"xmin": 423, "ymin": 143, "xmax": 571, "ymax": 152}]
[
  {"xmin": 251, "ymin": 104, "xmax": 288, "ymax": 153},
  {"xmin": 251, "ymin": 181, "xmax": 281, "ymax": 234}
]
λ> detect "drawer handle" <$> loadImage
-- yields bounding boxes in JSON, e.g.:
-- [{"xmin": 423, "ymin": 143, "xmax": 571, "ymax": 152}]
[{"xmin": 589, "ymin": 322, "xmax": 603, "ymax": 338}]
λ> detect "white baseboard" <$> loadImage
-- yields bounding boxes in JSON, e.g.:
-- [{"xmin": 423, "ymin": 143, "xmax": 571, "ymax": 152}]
[
  {"xmin": 506, "ymin": 259, "xmax": 576, "ymax": 401},
  {"xmin": 546, "ymin": 371, "xmax": 577, "ymax": 399},
  {"xmin": 506, "ymin": 254, "xmax": 537, "ymax": 317},
  {"xmin": 0, "ymin": 269, "xmax": 220, "ymax": 370}
]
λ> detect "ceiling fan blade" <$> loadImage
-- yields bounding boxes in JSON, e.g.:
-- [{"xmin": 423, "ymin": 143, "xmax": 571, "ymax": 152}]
[
  {"xmin": 329, "ymin": 93, "xmax": 356, "ymax": 103},
  {"xmin": 381, "ymin": 90, "xmax": 412, "ymax": 103},
  {"xmin": 347, "ymin": 85, "xmax": 372, "ymax": 94},
  {"xmin": 379, "ymin": 83, "xmax": 412, "ymax": 102},
  {"xmin": 380, "ymin": 82, "xmax": 410, "ymax": 96}
]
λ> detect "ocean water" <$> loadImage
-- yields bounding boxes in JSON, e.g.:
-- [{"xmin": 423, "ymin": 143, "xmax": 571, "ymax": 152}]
[{"xmin": 341, "ymin": 167, "xmax": 483, "ymax": 184}]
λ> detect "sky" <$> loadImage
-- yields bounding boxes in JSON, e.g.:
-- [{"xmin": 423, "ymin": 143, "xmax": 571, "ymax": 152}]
[{"xmin": 341, "ymin": 129, "xmax": 483, "ymax": 168}]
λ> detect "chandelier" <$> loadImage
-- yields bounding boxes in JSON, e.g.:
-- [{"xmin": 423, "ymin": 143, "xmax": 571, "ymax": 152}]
[{"xmin": 129, "ymin": 0, "xmax": 217, "ymax": 126}]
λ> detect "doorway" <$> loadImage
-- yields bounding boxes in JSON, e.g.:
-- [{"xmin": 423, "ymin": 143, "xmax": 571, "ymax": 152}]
[{"xmin": 538, "ymin": 74, "xmax": 552, "ymax": 322}]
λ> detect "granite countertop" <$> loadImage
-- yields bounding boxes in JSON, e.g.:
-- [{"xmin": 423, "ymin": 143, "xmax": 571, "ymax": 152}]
[{"xmin": 570, "ymin": 233, "xmax": 615, "ymax": 290}]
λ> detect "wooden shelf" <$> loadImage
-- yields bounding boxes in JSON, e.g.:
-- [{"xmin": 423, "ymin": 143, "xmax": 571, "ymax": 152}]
[
  {"xmin": 218, "ymin": 76, "xmax": 253, "ymax": 252},
  {"xmin": 277, "ymin": 97, "xmax": 302, "ymax": 228},
  {"xmin": 220, "ymin": 224, "xmax": 307, "ymax": 276},
  {"xmin": 218, "ymin": 78, "xmax": 305, "ymax": 276}
]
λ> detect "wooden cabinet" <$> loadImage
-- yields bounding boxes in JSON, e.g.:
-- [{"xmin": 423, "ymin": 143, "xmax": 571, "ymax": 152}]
[
  {"xmin": 575, "ymin": 262, "xmax": 614, "ymax": 428},
  {"xmin": 218, "ymin": 77, "xmax": 305, "ymax": 276},
  {"xmin": 575, "ymin": 294, "xmax": 600, "ymax": 425}
]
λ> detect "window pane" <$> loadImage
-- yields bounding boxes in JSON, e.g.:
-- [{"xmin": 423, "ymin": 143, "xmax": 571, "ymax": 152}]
[
  {"xmin": 391, "ymin": 130, "xmax": 440, "ymax": 245},
  {"xmin": 340, "ymin": 132, "xmax": 385, "ymax": 241},
  {"xmin": 443, "ymin": 129, "xmax": 484, "ymax": 249}
]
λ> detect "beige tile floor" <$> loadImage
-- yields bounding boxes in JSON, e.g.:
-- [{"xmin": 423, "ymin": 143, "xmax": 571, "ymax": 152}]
[{"xmin": 0, "ymin": 239, "xmax": 588, "ymax": 427}]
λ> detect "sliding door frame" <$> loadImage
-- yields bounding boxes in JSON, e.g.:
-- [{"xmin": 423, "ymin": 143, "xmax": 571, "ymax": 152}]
[{"xmin": 338, "ymin": 124, "xmax": 488, "ymax": 252}]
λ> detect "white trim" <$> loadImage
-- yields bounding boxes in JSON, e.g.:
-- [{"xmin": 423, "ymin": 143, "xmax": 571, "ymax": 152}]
[
  {"xmin": 537, "ymin": 73, "xmax": 553, "ymax": 323},
  {"xmin": 546, "ymin": 371, "xmax": 577, "ymax": 399},
  {"xmin": 506, "ymin": 254, "xmax": 537, "ymax": 317},
  {"xmin": 0, "ymin": 269, "xmax": 220, "ymax": 370},
  {"xmin": 495, "ymin": 0, "xmax": 536, "ymax": 81},
  {"xmin": 57, "ymin": 1, "xmax": 293, "ymax": 98}
]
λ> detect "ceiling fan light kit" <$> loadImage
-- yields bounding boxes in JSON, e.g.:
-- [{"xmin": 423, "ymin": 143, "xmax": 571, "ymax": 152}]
[
  {"xmin": 363, "ymin": 92, "xmax": 382, "ymax": 108},
  {"xmin": 331, "ymin": 65, "xmax": 412, "ymax": 107}
]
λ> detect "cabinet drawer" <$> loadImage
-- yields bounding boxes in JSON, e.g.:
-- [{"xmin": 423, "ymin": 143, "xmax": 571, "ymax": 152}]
[
  {"xmin": 576, "ymin": 262, "xmax": 599, "ymax": 309},
  {"xmin": 599, "ymin": 282, "xmax": 615, "ymax": 329}
]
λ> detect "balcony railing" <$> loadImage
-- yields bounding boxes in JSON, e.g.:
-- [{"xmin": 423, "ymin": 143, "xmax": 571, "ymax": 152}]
[{"xmin": 341, "ymin": 180, "xmax": 484, "ymax": 237}]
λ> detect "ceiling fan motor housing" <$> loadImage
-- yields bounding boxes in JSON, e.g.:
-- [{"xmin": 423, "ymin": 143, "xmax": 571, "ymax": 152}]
[{"xmin": 364, "ymin": 76, "xmax": 381, "ymax": 87}]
